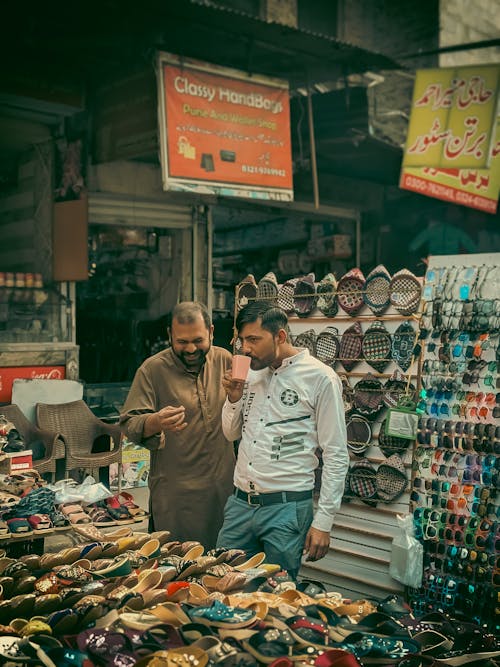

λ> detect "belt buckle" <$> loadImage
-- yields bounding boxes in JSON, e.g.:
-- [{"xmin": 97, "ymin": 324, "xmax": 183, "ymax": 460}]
[{"xmin": 247, "ymin": 491, "xmax": 260, "ymax": 505}]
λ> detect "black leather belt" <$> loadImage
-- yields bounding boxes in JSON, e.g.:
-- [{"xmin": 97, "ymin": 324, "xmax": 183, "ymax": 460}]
[{"xmin": 234, "ymin": 487, "xmax": 313, "ymax": 506}]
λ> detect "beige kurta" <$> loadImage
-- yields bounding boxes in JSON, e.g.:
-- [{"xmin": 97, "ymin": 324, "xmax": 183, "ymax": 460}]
[{"xmin": 120, "ymin": 346, "xmax": 235, "ymax": 549}]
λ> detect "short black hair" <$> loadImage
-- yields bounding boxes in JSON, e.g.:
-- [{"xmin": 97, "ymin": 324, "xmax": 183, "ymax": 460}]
[
  {"xmin": 236, "ymin": 300, "xmax": 288, "ymax": 335},
  {"xmin": 172, "ymin": 301, "xmax": 211, "ymax": 330}
]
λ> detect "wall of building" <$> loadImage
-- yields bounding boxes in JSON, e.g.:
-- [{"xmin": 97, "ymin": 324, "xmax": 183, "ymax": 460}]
[{"xmin": 440, "ymin": 0, "xmax": 500, "ymax": 66}]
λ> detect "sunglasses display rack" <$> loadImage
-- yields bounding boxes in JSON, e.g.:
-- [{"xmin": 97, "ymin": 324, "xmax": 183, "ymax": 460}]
[
  {"xmin": 408, "ymin": 253, "xmax": 499, "ymax": 633},
  {"xmin": 234, "ymin": 265, "xmax": 424, "ymax": 600}
]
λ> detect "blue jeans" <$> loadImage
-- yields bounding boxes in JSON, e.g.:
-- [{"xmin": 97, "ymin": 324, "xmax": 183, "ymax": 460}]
[{"xmin": 216, "ymin": 494, "xmax": 314, "ymax": 579}]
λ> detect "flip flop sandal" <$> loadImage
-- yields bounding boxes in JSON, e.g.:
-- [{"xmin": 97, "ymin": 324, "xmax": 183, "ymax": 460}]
[
  {"xmin": 6, "ymin": 518, "xmax": 33, "ymax": 538},
  {"xmin": 234, "ymin": 552, "xmax": 266, "ymax": 572},
  {"xmin": 117, "ymin": 491, "xmax": 149, "ymax": 522},
  {"xmin": 49, "ymin": 509, "xmax": 70, "ymax": 531},
  {"xmin": 201, "ymin": 572, "xmax": 248, "ymax": 594},
  {"xmin": 146, "ymin": 601, "xmax": 191, "ymax": 628},
  {"xmin": 285, "ymin": 615, "xmax": 330, "ymax": 649},
  {"xmin": 104, "ymin": 497, "xmax": 135, "ymax": 524},
  {"xmin": 376, "ymin": 594, "xmax": 411, "ymax": 618},
  {"xmin": 179, "ymin": 622, "xmax": 217, "ymax": 645},
  {"xmin": 190, "ymin": 636, "xmax": 238, "ymax": 664},
  {"xmin": 85, "ymin": 504, "xmax": 116, "ymax": 527},
  {"xmin": 297, "ymin": 579, "xmax": 326, "ymax": 598},
  {"xmin": 334, "ymin": 611, "xmax": 407, "ymax": 637},
  {"xmin": 59, "ymin": 503, "xmax": 92, "ymax": 525},
  {"xmin": 27, "ymin": 513, "xmax": 54, "ymax": 535},
  {"xmin": 243, "ymin": 627, "xmax": 309, "ymax": 664},
  {"xmin": 188, "ymin": 600, "xmax": 257, "ymax": 629}
]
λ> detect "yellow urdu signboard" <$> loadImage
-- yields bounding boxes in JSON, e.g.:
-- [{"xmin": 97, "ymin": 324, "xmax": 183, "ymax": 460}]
[
  {"xmin": 403, "ymin": 65, "xmax": 499, "ymax": 170},
  {"xmin": 400, "ymin": 117, "xmax": 500, "ymax": 214}
]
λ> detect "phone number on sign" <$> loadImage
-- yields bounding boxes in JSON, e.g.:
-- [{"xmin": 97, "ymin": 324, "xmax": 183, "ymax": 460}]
[{"xmin": 242, "ymin": 165, "xmax": 286, "ymax": 177}]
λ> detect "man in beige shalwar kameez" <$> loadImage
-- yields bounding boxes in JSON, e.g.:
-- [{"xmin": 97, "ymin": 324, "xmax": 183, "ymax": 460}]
[{"xmin": 120, "ymin": 302, "xmax": 234, "ymax": 548}]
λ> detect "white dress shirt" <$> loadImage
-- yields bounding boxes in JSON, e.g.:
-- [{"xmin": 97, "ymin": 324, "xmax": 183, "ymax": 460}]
[{"xmin": 222, "ymin": 349, "xmax": 349, "ymax": 533}]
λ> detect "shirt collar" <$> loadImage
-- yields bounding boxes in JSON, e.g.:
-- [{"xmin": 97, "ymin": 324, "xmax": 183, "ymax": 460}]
[{"xmin": 272, "ymin": 348, "xmax": 309, "ymax": 370}]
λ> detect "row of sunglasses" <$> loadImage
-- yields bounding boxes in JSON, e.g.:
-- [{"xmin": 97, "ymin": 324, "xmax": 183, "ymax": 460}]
[
  {"xmin": 412, "ymin": 448, "xmax": 499, "ymax": 485},
  {"xmin": 411, "ymin": 480, "xmax": 497, "ymax": 516},
  {"xmin": 236, "ymin": 265, "xmax": 422, "ymax": 317},
  {"xmin": 409, "ymin": 570, "xmax": 498, "ymax": 630},
  {"xmin": 415, "ymin": 418, "xmax": 499, "ymax": 454},
  {"xmin": 422, "ymin": 297, "xmax": 500, "ymax": 333},
  {"xmin": 414, "ymin": 508, "xmax": 499, "ymax": 552}
]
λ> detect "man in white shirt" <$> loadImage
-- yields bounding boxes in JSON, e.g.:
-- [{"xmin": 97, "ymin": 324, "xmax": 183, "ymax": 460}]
[{"xmin": 218, "ymin": 301, "xmax": 349, "ymax": 578}]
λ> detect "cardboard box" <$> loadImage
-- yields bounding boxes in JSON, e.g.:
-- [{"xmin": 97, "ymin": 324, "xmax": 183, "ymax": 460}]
[{"xmin": 0, "ymin": 450, "xmax": 33, "ymax": 473}]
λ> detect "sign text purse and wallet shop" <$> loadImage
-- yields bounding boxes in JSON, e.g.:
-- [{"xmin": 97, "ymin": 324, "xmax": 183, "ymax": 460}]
[{"xmin": 157, "ymin": 52, "xmax": 293, "ymax": 202}]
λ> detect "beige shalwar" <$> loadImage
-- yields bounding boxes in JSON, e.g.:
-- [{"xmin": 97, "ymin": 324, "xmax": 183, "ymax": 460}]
[{"xmin": 120, "ymin": 346, "xmax": 235, "ymax": 548}]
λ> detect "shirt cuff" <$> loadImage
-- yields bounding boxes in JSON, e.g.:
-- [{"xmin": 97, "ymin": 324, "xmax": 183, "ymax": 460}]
[
  {"xmin": 224, "ymin": 397, "xmax": 242, "ymax": 409},
  {"xmin": 312, "ymin": 510, "xmax": 334, "ymax": 533}
]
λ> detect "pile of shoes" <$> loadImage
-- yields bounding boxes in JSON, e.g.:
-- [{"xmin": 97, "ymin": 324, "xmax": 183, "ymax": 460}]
[
  {"xmin": 0, "ymin": 531, "xmax": 497, "ymax": 667},
  {"xmin": 0, "ymin": 473, "xmax": 148, "ymax": 538},
  {"xmin": 0, "ymin": 415, "xmax": 26, "ymax": 454}
]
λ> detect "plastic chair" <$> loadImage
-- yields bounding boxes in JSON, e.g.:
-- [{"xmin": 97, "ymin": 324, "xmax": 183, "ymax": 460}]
[
  {"xmin": 0, "ymin": 404, "xmax": 65, "ymax": 481},
  {"xmin": 36, "ymin": 399, "xmax": 123, "ymax": 490}
]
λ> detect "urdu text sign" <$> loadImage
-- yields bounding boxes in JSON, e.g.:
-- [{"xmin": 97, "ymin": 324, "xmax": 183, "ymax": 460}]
[
  {"xmin": 400, "ymin": 65, "xmax": 500, "ymax": 213},
  {"xmin": 157, "ymin": 53, "xmax": 293, "ymax": 202}
]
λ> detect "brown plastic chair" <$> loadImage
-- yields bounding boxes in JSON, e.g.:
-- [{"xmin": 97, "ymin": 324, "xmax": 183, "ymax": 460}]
[
  {"xmin": 36, "ymin": 399, "xmax": 122, "ymax": 489},
  {"xmin": 0, "ymin": 404, "xmax": 65, "ymax": 481}
]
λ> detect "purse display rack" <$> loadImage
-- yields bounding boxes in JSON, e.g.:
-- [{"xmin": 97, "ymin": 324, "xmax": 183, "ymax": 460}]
[
  {"xmin": 233, "ymin": 265, "xmax": 424, "ymax": 509},
  {"xmin": 407, "ymin": 255, "xmax": 499, "ymax": 633}
]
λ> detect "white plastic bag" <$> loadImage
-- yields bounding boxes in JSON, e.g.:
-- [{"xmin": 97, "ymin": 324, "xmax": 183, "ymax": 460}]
[
  {"xmin": 80, "ymin": 475, "xmax": 113, "ymax": 504},
  {"xmin": 389, "ymin": 513, "xmax": 423, "ymax": 589},
  {"xmin": 48, "ymin": 478, "xmax": 84, "ymax": 504},
  {"xmin": 48, "ymin": 475, "xmax": 113, "ymax": 505}
]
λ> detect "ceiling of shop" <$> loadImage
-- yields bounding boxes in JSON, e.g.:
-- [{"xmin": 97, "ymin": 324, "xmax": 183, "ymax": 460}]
[{"xmin": 0, "ymin": 0, "xmax": 404, "ymax": 189}]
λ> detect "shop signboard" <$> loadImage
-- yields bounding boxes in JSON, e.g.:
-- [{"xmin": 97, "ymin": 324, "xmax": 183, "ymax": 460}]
[
  {"xmin": 400, "ymin": 117, "xmax": 500, "ymax": 214},
  {"xmin": 157, "ymin": 52, "xmax": 293, "ymax": 202},
  {"xmin": 400, "ymin": 65, "xmax": 500, "ymax": 213},
  {"xmin": 0, "ymin": 366, "xmax": 65, "ymax": 403}
]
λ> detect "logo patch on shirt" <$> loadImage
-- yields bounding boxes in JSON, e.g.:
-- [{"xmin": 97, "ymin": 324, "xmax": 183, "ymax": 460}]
[{"xmin": 280, "ymin": 388, "xmax": 299, "ymax": 406}]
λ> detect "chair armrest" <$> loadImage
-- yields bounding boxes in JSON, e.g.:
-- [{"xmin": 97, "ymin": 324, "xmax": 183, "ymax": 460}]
[
  {"xmin": 92, "ymin": 421, "xmax": 122, "ymax": 452},
  {"xmin": 32, "ymin": 428, "xmax": 66, "ymax": 458}
]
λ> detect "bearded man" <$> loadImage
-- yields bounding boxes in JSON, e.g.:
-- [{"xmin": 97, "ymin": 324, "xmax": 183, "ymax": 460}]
[{"xmin": 120, "ymin": 301, "xmax": 234, "ymax": 548}]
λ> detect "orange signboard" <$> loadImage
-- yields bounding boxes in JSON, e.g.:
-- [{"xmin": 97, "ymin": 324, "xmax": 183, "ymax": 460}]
[{"xmin": 157, "ymin": 52, "xmax": 293, "ymax": 201}]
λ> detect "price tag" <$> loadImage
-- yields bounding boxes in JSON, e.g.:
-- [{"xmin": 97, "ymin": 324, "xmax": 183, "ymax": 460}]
[{"xmin": 459, "ymin": 284, "xmax": 470, "ymax": 300}]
